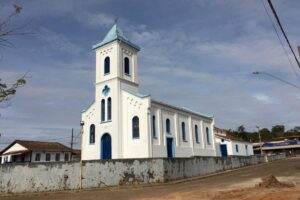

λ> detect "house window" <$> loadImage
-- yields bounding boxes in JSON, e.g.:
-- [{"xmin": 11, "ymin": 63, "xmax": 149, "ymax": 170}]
[
  {"xmin": 107, "ymin": 97, "xmax": 112, "ymax": 121},
  {"xmin": 152, "ymin": 115, "xmax": 156, "ymax": 138},
  {"xmin": 46, "ymin": 153, "xmax": 51, "ymax": 161},
  {"xmin": 166, "ymin": 118, "xmax": 171, "ymax": 134},
  {"xmin": 104, "ymin": 57, "xmax": 110, "ymax": 74},
  {"xmin": 206, "ymin": 127, "xmax": 211, "ymax": 145},
  {"xmin": 124, "ymin": 57, "xmax": 130, "ymax": 75},
  {"xmin": 35, "ymin": 153, "xmax": 41, "ymax": 161},
  {"xmin": 195, "ymin": 125, "xmax": 199, "ymax": 143},
  {"xmin": 55, "ymin": 153, "xmax": 60, "ymax": 161},
  {"xmin": 236, "ymin": 144, "xmax": 239, "ymax": 152},
  {"xmin": 101, "ymin": 99, "xmax": 105, "ymax": 122},
  {"xmin": 182, "ymin": 122, "xmax": 187, "ymax": 141},
  {"xmin": 90, "ymin": 124, "xmax": 95, "ymax": 144},
  {"xmin": 132, "ymin": 116, "xmax": 139, "ymax": 138},
  {"xmin": 64, "ymin": 153, "xmax": 69, "ymax": 161}
]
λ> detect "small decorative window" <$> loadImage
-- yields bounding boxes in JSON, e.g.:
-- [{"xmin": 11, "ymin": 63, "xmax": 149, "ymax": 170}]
[
  {"xmin": 152, "ymin": 115, "xmax": 156, "ymax": 138},
  {"xmin": 55, "ymin": 153, "xmax": 60, "ymax": 161},
  {"xmin": 64, "ymin": 153, "xmax": 69, "ymax": 161},
  {"xmin": 182, "ymin": 122, "xmax": 186, "ymax": 141},
  {"xmin": 46, "ymin": 153, "xmax": 51, "ymax": 161},
  {"xmin": 166, "ymin": 118, "xmax": 171, "ymax": 134},
  {"xmin": 104, "ymin": 57, "xmax": 110, "ymax": 74},
  {"xmin": 101, "ymin": 99, "xmax": 105, "ymax": 122},
  {"xmin": 195, "ymin": 125, "xmax": 199, "ymax": 143},
  {"xmin": 132, "ymin": 116, "xmax": 139, "ymax": 138},
  {"xmin": 124, "ymin": 57, "xmax": 130, "ymax": 75},
  {"xmin": 35, "ymin": 153, "xmax": 41, "ymax": 161},
  {"xmin": 206, "ymin": 127, "xmax": 211, "ymax": 145},
  {"xmin": 236, "ymin": 144, "xmax": 239, "ymax": 152},
  {"xmin": 90, "ymin": 124, "xmax": 95, "ymax": 144},
  {"xmin": 107, "ymin": 97, "xmax": 112, "ymax": 121}
]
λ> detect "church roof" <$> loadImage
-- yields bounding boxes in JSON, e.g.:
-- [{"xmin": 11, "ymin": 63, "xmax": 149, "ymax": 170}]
[{"xmin": 92, "ymin": 23, "xmax": 140, "ymax": 51}]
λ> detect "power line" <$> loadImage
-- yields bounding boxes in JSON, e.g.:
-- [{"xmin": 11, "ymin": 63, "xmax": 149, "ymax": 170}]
[
  {"xmin": 267, "ymin": 0, "xmax": 300, "ymax": 70},
  {"xmin": 260, "ymin": 0, "xmax": 300, "ymax": 84},
  {"xmin": 253, "ymin": 71, "xmax": 300, "ymax": 90}
]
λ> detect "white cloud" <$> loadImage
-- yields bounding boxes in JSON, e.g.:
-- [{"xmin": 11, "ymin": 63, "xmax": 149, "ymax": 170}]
[
  {"xmin": 37, "ymin": 28, "xmax": 82, "ymax": 55},
  {"xmin": 252, "ymin": 93, "xmax": 275, "ymax": 104}
]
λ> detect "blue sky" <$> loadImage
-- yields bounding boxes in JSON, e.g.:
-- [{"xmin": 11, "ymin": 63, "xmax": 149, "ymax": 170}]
[{"xmin": 1, "ymin": 0, "xmax": 300, "ymax": 149}]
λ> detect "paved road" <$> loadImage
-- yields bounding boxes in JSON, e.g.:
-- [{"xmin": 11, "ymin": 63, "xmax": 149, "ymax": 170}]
[{"xmin": 2, "ymin": 157, "xmax": 300, "ymax": 200}]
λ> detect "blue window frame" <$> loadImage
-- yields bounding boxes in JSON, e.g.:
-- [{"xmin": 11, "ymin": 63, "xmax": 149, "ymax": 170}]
[
  {"xmin": 152, "ymin": 115, "xmax": 156, "ymax": 138},
  {"xmin": 132, "ymin": 116, "xmax": 139, "ymax": 138},
  {"xmin": 166, "ymin": 118, "xmax": 171, "ymax": 133},
  {"xmin": 206, "ymin": 127, "xmax": 211, "ymax": 145},
  {"xmin": 236, "ymin": 144, "xmax": 239, "ymax": 152},
  {"xmin": 90, "ymin": 124, "xmax": 95, "ymax": 144},
  {"xmin": 101, "ymin": 99, "xmax": 105, "ymax": 122},
  {"xmin": 195, "ymin": 125, "xmax": 199, "ymax": 143},
  {"xmin": 182, "ymin": 122, "xmax": 186, "ymax": 141},
  {"xmin": 107, "ymin": 97, "xmax": 111, "ymax": 121},
  {"xmin": 124, "ymin": 57, "xmax": 130, "ymax": 75},
  {"xmin": 104, "ymin": 57, "xmax": 110, "ymax": 74}
]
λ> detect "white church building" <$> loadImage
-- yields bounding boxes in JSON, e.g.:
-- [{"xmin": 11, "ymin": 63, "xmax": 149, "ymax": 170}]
[{"xmin": 81, "ymin": 23, "xmax": 217, "ymax": 160}]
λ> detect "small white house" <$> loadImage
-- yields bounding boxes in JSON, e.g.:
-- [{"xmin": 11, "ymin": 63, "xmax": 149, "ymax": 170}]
[
  {"xmin": 0, "ymin": 140, "xmax": 73, "ymax": 164},
  {"xmin": 81, "ymin": 23, "xmax": 217, "ymax": 160},
  {"xmin": 214, "ymin": 127, "xmax": 254, "ymax": 157}
]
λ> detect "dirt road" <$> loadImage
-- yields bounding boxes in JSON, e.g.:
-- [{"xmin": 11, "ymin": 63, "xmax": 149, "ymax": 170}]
[{"xmin": 1, "ymin": 157, "xmax": 300, "ymax": 200}]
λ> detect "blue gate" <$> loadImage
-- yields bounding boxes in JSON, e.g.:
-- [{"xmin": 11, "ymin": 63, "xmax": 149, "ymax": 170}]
[
  {"xmin": 220, "ymin": 144, "xmax": 228, "ymax": 157},
  {"xmin": 101, "ymin": 133, "xmax": 111, "ymax": 159},
  {"xmin": 167, "ymin": 138, "xmax": 174, "ymax": 158}
]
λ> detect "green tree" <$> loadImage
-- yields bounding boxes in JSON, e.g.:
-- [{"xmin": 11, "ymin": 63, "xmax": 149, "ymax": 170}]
[
  {"xmin": 0, "ymin": 5, "xmax": 27, "ymax": 104},
  {"xmin": 271, "ymin": 125, "xmax": 285, "ymax": 137}
]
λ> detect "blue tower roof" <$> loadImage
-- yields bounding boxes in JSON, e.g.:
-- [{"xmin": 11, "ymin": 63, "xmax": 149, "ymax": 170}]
[{"xmin": 92, "ymin": 24, "xmax": 140, "ymax": 51}]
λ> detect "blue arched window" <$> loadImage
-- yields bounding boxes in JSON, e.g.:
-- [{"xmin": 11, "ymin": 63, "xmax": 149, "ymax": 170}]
[
  {"xmin": 104, "ymin": 57, "xmax": 110, "ymax": 74},
  {"xmin": 152, "ymin": 115, "xmax": 156, "ymax": 138},
  {"xmin": 206, "ymin": 127, "xmax": 211, "ymax": 145},
  {"xmin": 195, "ymin": 125, "xmax": 199, "ymax": 143},
  {"xmin": 182, "ymin": 122, "xmax": 186, "ymax": 141},
  {"xmin": 124, "ymin": 57, "xmax": 130, "ymax": 75},
  {"xmin": 132, "ymin": 116, "xmax": 139, "ymax": 138},
  {"xmin": 107, "ymin": 97, "xmax": 111, "ymax": 121},
  {"xmin": 90, "ymin": 124, "xmax": 95, "ymax": 144},
  {"xmin": 236, "ymin": 144, "xmax": 239, "ymax": 152},
  {"xmin": 101, "ymin": 99, "xmax": 105, "ymax": 122},
  {"xmin": 166, "ymin": 118, "xmax": 171, "ymax": 133}
]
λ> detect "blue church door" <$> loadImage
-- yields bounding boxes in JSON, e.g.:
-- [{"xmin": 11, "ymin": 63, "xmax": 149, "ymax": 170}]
[
  {"xmin": 101, "ymin": 133, "xmax": 111, "ymax": 159},
  {"xmin": 220, "ymin": 144, "xmax": 228, "ymax": 157},
  {"xmin": 167, "ymin": 138, "xmax": 174, "ymax": 158}
]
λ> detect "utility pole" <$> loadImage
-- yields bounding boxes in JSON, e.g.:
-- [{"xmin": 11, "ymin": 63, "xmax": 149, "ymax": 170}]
[
  {"xmin": 70, "ymin": 128, "xmax": 74, "ymax": 161},
  {"xmin": 80, "ymin": 121, "xmax": 84, "ymax": 190},
  {"xmin": 256, "ymin": 126, "xmax": 263, "ymax": 155}
]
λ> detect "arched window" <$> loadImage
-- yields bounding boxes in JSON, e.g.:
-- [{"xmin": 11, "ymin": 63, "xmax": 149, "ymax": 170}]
[
  {"xmin": 107, "ymin": 97, "xmax": 111, "ymax": 121},
  {"xmin": 206, "ymin": 127, "xmax": 211, "ymax": 145},
  {"xmin": 182, "ymin": 122, "xmax": 186, "ymax": 141},
  {"xmin": 104, "ymin": 57, "xmax": 110, "ymax": 74},
  {"xmin": 195, "ymin": 125, "xmax": 199, "ymax": 143},
  {"xmin": 152, "ymin": 115, "xmax": 156, "ymax": 138},
  {"xmin": 90, "ymin": 124, "xmax": 95, "ymax": 144},
  {"xmin": 166, "ymin": 118, "xmax": 171, "ymax": 133},
  {"xmin": 132, "ymin": 116, "xmax": 139, "ymax": 138},
  {"xmin": 101, "ymin": 99, "xmax": 105, "ymax": 122},
  {"xmin": 124, "ymin": 57, "xmax": 130, "ymax": 75}
]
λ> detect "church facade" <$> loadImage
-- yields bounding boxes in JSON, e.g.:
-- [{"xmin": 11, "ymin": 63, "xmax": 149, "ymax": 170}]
[{"xmin": 81, "ymin": 24, "xmax": 216, "ymax": 160}]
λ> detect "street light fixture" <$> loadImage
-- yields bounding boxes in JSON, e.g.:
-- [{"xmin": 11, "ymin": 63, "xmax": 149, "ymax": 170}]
[{"xmin": 252, "ymin": 71, "xmax": 300, "ymax": 91}]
